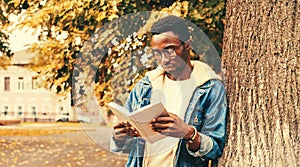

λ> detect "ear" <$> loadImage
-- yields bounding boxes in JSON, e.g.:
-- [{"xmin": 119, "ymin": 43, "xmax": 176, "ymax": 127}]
[{"xmin": 183, "ymin": 39, "xmax": 192, "ymax": 51}]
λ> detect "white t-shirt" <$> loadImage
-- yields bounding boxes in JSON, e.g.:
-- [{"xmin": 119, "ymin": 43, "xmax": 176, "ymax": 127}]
[{"xmin": 143, "ymin": 75, "xmax": 197, "ymax": 167}]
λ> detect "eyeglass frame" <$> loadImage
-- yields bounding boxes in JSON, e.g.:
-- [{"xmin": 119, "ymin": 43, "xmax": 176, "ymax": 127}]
[{"xmin": 151, "ymin": 42, "xmax": 185, "ymax": 61}]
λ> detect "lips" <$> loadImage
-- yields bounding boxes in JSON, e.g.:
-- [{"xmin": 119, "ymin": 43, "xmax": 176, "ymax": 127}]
[
  {"xmin": 162, "ymin": 65, "xmax": 176, "ymax": 74},
  {"xmin": 162, "ymin": 65, "xmax": 174, "ymax": 69}
]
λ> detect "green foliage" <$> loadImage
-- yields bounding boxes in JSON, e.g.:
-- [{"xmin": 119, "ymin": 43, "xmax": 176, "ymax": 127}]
[
  {"xmin": 7, "ymin": 0, "xmax": 226, "ymax": 109},
  {"xmin": 187, "ymin": 0, "xmax": 226, "ymax": 55}
]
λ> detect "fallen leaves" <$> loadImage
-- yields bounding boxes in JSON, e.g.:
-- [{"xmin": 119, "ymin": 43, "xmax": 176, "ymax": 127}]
[
  {"xmin": 0, "ymin": 129, "xmax": 75, "ymax": 137},
  {"xmin": 0, "ymin": 128, "xmax": 127, "ymax": 166}
]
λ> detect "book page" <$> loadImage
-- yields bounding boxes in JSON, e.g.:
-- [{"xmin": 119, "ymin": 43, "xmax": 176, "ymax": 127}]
[
  {"xmin": 129, "ymin": 102, "xmax": 169, "ymax": 143},
  {"xmin": 108, "ymin": 102, "xmax": 169, "ymax": 143},
  {"xmin": 107, "ymin": 102, "xmax": 131, "ymax": 122},
  {"xmin": 130, "ymin": 102, "xmax": 168, "ymax": 122},
  {"xmin": 132, "ymin": 121, "xmax": 167, "ymax": 143}
]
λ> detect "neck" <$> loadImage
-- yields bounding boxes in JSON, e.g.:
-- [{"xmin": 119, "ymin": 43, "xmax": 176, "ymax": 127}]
[{"xmin": 166, "ymin": 62, "xmax": 193, "ymax": 81}]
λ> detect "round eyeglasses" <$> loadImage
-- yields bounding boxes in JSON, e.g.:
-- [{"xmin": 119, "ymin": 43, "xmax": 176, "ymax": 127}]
[{"xmin": 152, "ymin": 44, "xmax": 183, "ymax": 62}]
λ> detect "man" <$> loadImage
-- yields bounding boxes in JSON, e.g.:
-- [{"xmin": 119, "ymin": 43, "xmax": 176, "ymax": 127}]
[{"xmin": 111, "ymin": 15, "xmax": 227, "ymax": 167}]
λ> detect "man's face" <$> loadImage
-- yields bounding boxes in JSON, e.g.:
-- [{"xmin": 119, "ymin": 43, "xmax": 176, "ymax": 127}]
[{"xmin": 151, "ymin": 31, "xmax": 190, "ymax": 75}]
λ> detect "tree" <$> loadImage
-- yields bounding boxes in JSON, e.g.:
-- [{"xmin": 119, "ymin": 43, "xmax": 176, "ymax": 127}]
[
  {"xmin": 10, "ymin": 0, "xmax": 225, "ymax": 107},
  {"xmin": 219, "ymin": 0, "xmax": 299, "ymax": 166},
  {"xmin": 0, "ymin": 0, "xmax": 18, "ymax": 67}
]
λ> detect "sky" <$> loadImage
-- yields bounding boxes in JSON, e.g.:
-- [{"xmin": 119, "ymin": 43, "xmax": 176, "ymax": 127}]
[
  {"xmin": 8, "ymin": 12, "xmax": 39, "ymax": 52},
  {"xmin": 9, "ymin": 28, "xmax": 39, "ymax": 52}
]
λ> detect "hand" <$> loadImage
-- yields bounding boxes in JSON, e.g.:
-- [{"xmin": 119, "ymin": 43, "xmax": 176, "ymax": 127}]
[
  {"xmin": 150, "ymin": 113, "xmax": 191, "ymax": 139},
  {"xmin": 113, "ymin": 121, "xmax": 140, "ymax": 141}
]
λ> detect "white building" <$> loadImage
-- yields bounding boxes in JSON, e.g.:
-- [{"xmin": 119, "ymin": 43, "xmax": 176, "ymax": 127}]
[{"xmin": 0, "ymin": 49, "xmax": 71, "ymax": 122}]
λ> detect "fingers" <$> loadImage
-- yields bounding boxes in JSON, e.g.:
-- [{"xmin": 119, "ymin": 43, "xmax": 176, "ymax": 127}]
[
  {"xmin": 151, "ymin": 116, "xmax": 175, "ymax": 123},
  {"xmin": 150, "ymin": 122, "xmax": 172, "ymax": 131},
  {"xmin": 113, "ymin": 121, "xmax": 130, "ymax": 129},
  {"xmin": 150, "ymin": 115, "xmax": 173, "ymax": 131},
  {"xmin": 113, "ymin": 127, "xmax": 129, "ymax": 140},
  {"xmin": 128, "ymin": 128, "xmax": 140, "ymax": 137},
  {"xmin": 114, "ymin": 133, "xmax": 127, "ymax": 140},
  {"xmin": 113, "ymin": 122, "xmax": 140, "ymax": 140},
  {"xmin": 150, "ymin": 113, "xmax": 189, "ymax": 138},
  {"xmin": 150, "ymin": 116, "xmax": 174, "ymax": 133}
]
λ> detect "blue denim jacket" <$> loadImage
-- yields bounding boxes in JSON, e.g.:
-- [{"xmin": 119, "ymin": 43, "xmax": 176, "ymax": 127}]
[{"xmin": 111, "ymin": 76, "xmax": 227, "ymax": 167}]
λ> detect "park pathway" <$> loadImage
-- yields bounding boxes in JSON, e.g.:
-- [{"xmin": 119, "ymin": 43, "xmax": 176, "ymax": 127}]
[{"xmin": 0, "ymin": 123, "xmax": 127, "ymax": 167}]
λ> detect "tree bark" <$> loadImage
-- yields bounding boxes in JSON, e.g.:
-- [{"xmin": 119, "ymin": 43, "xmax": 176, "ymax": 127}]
[{"xmin": 219, "ymin": 0, "xmax": 300, "ymax": 166}]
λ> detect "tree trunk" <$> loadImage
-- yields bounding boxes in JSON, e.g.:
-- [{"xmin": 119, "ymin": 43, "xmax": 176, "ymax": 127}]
[{"xmin": 219, "ymin": 0, "xmax": 299, "ymax": 166}]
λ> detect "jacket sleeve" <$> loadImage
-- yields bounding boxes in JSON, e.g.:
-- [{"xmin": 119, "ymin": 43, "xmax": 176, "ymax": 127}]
[
  {"xmin": 110, "ymin": 89, "xmax": 136, "ymax": 153},
  {"xmin": 110, "ymin": 77, "xmax": 151, "ymax": 153},
  {"xmin": 187, "ymin": 80, "xmax": 228, "ymax": 160}
]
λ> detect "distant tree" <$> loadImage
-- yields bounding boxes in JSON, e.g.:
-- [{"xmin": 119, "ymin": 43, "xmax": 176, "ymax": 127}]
[
  {"xmin": 220, "ymin": 0, "xmax": 299, "ymax": 166},
  {"xmin": 9, "ymin": 0, "xmax": 226, "ymax": 109},
  {"xmin": 0, "ymin": 0, "xmax": 18, "ymax": 67}
]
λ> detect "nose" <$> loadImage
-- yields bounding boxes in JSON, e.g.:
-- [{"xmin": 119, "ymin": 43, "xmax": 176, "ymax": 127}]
[{"xmin": 160, "ymin": 53, "xmax": 170, "ymax": 65}]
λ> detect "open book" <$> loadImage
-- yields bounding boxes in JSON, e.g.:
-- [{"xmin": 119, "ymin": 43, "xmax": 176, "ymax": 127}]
[{"xmin": 107, "ymin": 102, "xmax": 169, "ymax": 143}]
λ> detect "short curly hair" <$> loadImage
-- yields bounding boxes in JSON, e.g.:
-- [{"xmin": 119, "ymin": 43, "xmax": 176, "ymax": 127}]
[{"xmin": 150, "ymin": 15, "xmax": 190, "ymax": 42}]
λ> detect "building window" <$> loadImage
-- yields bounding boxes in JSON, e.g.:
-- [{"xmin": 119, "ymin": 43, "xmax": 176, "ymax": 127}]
[
  {"xmin": 31, "ymin": 106, "xmax": 37, "ymax": 121},
  {"xmin": 4, "ymin": 77, "xmax": 10, "ymax": 91},
  {"xmin": 32, "ymin": 77, "xmax": 38, "ymax": 89},
  {"xmin": 32, "ymin": 106, "xmax": 37, "ymax": 116},
  {"xmin": 18, "ymin": 106, "xmax": 23, "ymax": 116},
  {"xmin": 18, "ymin": 77, "xmax": 24, "ymax": 90},
  {"xmin": 2, "ymin": 106, "xmax": 9, "ymax": 117}
]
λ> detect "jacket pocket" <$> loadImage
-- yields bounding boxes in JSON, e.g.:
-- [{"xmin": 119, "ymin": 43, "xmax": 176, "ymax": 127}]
[{"xmin": 190, "ymin": 107, "xmax": 204, "ymax": 126}]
